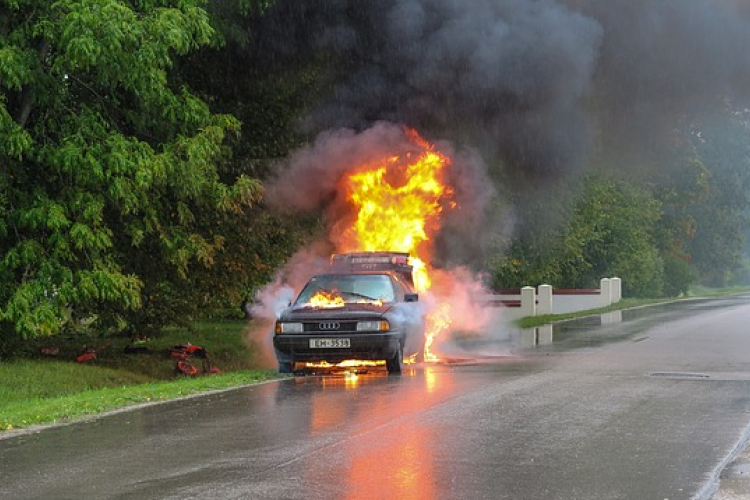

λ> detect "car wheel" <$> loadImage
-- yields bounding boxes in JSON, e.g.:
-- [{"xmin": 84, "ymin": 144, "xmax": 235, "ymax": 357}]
[
  {"xmin": 386, "ymin": 344, "xmax": 403, "ymax": 374},
  {"xmin": 278, "ymin": 361, "xmax": 293, "ymax": 374}
]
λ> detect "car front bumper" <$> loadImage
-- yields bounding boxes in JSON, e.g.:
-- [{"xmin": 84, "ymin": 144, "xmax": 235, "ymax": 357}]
[{"xmin": 273, "ymin": 331, "xmax": 404, "ymax": 364}]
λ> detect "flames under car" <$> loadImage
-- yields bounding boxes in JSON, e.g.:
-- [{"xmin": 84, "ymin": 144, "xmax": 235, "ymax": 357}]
[{"xmin": 273, "ymin": 253, "xmax": 424, "ymax": 374}]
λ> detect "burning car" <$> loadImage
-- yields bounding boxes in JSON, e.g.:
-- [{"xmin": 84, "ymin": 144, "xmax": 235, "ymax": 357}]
[{"xmin": 273, "ymin": 252, "xmax": 425, "ymax": 374}]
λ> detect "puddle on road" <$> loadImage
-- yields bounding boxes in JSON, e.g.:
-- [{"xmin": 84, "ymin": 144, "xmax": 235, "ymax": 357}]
[{"xmin": 443, "ymin": 294, "xmax": 750, "ymax": 359}]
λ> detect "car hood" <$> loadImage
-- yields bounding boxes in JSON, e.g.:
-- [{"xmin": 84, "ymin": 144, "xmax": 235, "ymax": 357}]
[{"xmin": 281, "ymin": 302, "xmax": 391, "ymax": 321}]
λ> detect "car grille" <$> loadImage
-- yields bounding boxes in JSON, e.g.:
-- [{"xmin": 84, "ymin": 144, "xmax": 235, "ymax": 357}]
[{"xmin": 303, "ymin": 321, "xmax": 359, "ymax": 333}]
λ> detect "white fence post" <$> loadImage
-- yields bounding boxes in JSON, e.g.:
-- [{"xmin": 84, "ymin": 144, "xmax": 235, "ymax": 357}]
[
  {"xmin": 538, "ymin": 284, "xmax": 553, "ymax": 315},
  {"xmin": 611, "ymin": 277, "xmax": 622, "ymax": 303},
  {"xmin": 601, "ymin": 310, "xmax": 622, "ymax": 325},
  {"xmin": 537, "ymin": 324, "xmax": 553, "ymax": 345},
  {"xmin": 600, "ymin": 278, "xmax": 612, "ymax": 308},
  {"xmin": 520, "ymin": 328, "xmax": 537, "ymax": 348},
  {"xmin": 521, "ymin": 286, "xmax": 536, "ymax": 317}
]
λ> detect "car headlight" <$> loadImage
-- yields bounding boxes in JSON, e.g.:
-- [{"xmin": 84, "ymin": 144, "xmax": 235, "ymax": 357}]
[
  {"xmin": 275, "ymin": 322, "xmax": 304, "ymax": 334},
  {"xmin": 356, "ymin": 320, "xmax": 390, "ymax": 332}
]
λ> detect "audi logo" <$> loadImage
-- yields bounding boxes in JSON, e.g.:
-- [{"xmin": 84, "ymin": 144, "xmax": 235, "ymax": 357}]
[{"xmin": 319, "ymin": 321, "xmax": 341, "ymax": 331}]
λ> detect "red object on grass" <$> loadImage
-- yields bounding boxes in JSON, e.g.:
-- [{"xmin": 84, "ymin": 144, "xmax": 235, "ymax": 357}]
[
  {"xmin": 76, "ymin": 340, "xmax": 111, "ymax": 363},
  {"xmin": 171, "ymin": 343, "xmax": 220, "ymax": 376},
  {"xmin": 176, "ymin": 360, "xmax": 201, "ymax": 376},
  {"xmin": 76, "ymin": 349, "xmax": 97, "ymax": 363}
]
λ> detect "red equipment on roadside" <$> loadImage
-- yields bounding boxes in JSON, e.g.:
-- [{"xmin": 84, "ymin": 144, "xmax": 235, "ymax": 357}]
[
  {"xmin": 76, "ymin": 340, "xmax": 112, "ymax": 363},
  {"xmin": 169, "ymin": 343, "xmax": 222, "ymax": 376}
]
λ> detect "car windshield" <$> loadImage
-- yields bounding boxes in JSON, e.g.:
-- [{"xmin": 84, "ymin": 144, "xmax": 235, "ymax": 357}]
[{"xmin": 295, "ymin": 274, "xmax": 395, "ymax": 306}]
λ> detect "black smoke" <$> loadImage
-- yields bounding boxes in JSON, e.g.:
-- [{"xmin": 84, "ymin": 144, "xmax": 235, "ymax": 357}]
[
  {"xmin": 566, "ymin": 0, "xmax": 750, "ymax": 162},
  {"xmin": 258, "ymin": 0, "xmax": 750, "ymax": 266},
  {"xmin": 258, "ymin": 0, "xmax": 750, "ymax": 174},
  {"xmin": 259, "ymin": 0, "xmax": 602, "ymax": 182}
]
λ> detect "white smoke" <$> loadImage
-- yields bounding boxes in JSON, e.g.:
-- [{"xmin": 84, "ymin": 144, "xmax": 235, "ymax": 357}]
[
  {"xmin": 250, "ymin": 279, "xmax": 295, "ymax": 321},
  {"xmin": 420, "ymin": 266, "xmax": 497, "ymax": 359},
  {"xmin": 245, "ymin": 244, "xmax": 333, "ymax": 367}
]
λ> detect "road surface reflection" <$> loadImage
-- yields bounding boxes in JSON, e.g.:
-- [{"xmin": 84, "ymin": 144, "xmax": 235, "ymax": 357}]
[{"xmin": 281, "ymin": 365, "xmax": 459, "ymax": 499}]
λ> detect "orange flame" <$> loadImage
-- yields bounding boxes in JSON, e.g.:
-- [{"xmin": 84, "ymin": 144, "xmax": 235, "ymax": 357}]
[
  {"xmin": 303, "ymin": 357, "xmax": 415, "ymax": 372},
  {"xmin": 423, "ymin": 302, "xmax": 451, "ymax": 362},
  {"xmin": 305, "ymin": 360, "xmax": 386, "ymax": 368},
  {"xmin": 335, "ymin": 129, "xmax": 456, "ymax": 361},
  {"xmin": 308, "ymin": 289, "xmax": 383, "ymax": 309},
  {"xmin": 308, "ymin": 290, "xmax": 346, "ymax": 308}
]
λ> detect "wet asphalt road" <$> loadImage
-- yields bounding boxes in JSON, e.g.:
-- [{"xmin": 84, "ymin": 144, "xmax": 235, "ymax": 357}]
[{"xmin": 3, "ymin": 296, "xmax": 750, "ymax": 499}]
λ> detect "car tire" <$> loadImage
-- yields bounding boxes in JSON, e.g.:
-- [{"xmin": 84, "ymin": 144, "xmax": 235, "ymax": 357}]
[
  {"xmin": 278, "ymin": 361, "xmax": 294, "ymax": 374},
  {"xmin": 386, "ymin": 344, "xmax": 403, "ymax": 374}
]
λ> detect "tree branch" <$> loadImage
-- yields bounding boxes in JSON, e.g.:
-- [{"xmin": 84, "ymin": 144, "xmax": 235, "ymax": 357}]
[{"xmin": 17, "ymin": 38, "xmax": 51, "ymax": 128}]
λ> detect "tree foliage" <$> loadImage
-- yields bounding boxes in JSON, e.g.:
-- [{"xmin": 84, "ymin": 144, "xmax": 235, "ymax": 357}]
[
  {"xmin": 0, "ymin": 0, "xmax": 262, "ymax": 339},
  {"xmin": 490, "ymin": 120, "xmax": 750, "ymax": 298},
  {"xmin": 490, "ymin": 175, "xmax": 667, "ymax": 297},
  {"xmin": 560, "ymin": 176, "xmax": 664, "ymax": 296},
  {"xmin": 685, "ymin": 111, "xmax": 750, "ymax": 286}
]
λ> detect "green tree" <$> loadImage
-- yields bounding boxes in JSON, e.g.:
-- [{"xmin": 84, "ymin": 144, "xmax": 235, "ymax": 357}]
[
  {"xmin": 0, "ymin": 0, "xmax": 261, "ymax": 340},
  {"xmin": 560, "ymin": 176, "xmax": 664, "ymax": 297},
  {"xmin": 646, "ymin": 109, "xmax": 750, "ymax": 289},
  {"xmin": 687, "ymin": 111, "xmax": 750, "ymax": 286},
  {"xmin": 164, "ymin": 0, "xmax": 330, "ymax": 322},
  {"xmin": 490, "ymin": 175, "xmax": 668, "ymax": 298}
]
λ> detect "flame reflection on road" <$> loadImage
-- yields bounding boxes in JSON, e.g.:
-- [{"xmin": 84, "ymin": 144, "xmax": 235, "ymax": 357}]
[
  {"xmin": 296, "ymin": 366, "xmax": 457, "ymax": 499},
  {"xmin": 343, "ymin": 419, "xmax": 436, "ymax": 500}
]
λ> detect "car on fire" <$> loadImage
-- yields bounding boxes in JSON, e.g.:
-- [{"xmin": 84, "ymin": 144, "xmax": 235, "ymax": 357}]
[{"xmin": 273, "ymin": 252, "xmax": 425, "ymax": 374}]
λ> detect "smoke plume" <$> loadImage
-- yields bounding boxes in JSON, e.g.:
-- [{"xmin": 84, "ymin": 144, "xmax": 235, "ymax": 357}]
[
  {"xmin": 567, "ymin": 0, "xmax": 750, "ymax": 161},
  {"xmin": 258, "ymin": 0, "xmax": 750, "ymax": 180},
  {"xmin": 260, "ymin": 0, "xmax": 601, "ymax": 181}
]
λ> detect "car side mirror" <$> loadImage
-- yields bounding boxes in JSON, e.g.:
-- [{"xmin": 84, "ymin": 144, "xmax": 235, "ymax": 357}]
[{"xmin": 404, "ymin": 293, "xmax": 419, "ymax": 303}]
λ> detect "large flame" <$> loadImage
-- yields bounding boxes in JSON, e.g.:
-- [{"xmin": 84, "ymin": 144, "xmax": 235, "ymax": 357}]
[
  {"xmin": 308, "ymin": 290, "xmax": 346, "ymax": 309},
  {"xmin": 335, "ymin": 129, "xmax": 456, "ymax": 361}
]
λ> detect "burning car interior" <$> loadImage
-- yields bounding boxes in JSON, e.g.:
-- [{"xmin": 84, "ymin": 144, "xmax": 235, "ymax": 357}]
[{"xmin": 297, "ymin": 274, "xmax": 396, "ymax": 307}]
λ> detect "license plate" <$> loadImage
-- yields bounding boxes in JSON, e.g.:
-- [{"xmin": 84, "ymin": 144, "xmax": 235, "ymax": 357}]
[{"xmin": 309, "ymin": 338, "xmax": 351, "ymax": 348}]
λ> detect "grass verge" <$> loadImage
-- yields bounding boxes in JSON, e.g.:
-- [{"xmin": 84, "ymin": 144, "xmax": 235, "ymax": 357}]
[
  {"xmin": 516, "ymin": 298, "xmax": 674, "ymax": 329},
  {"xmin": 516, "ymin": 286, "xmax": 750, "ymax": 329},
  {"xmin": 0, "ymin": 319, "xmax": 282, "ymax": 432},
  {"xmin": 0, "ymin": 369, "xmax": 278, "ymax": 431}
]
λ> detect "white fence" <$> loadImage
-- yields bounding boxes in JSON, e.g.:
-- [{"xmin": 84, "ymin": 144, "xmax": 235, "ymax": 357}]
[{"xmin": 481, "ymin": 278, "xmax": 622, "ymax": 321}]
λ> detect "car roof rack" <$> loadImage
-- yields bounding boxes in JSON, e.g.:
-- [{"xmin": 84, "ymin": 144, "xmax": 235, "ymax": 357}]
[{"xmin": 329, "ymin": 252, "xmax": 414, "ymax": 286}]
